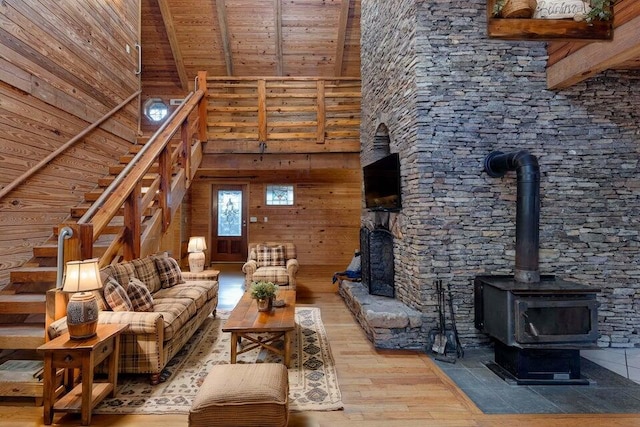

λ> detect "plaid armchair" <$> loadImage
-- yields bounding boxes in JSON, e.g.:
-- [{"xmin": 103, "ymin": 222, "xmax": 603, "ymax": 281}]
[{"xmin": 242, "ymin": 242, "xmax": 299, "ymax": 290}]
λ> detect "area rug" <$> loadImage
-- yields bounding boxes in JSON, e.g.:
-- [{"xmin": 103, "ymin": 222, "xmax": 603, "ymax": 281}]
[{"xmin": 94, "ymin": 306, "xmax": 343, "ymax": 414}]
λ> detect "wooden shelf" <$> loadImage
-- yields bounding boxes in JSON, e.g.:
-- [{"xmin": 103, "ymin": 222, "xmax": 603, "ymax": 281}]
[{"xmin": 487, "ymin": 0, "xmax": 613, "ymax": 41}]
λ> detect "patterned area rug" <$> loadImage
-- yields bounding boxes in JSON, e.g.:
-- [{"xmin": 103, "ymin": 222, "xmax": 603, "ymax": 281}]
[{"xmin": 94, "ymin": 306, "xmax": 343, "ymax": 414}]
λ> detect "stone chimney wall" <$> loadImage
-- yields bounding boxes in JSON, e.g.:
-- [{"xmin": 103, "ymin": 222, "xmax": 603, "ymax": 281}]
[{"xmin": 361, "ymin": 0, "xmax": 640, "ymax": 347}]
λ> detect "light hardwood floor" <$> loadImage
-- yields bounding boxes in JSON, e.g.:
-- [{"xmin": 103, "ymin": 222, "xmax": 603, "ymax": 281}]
[{"xmin": 1, "ymin": 270, "xmax": 639, "ymax": 426}]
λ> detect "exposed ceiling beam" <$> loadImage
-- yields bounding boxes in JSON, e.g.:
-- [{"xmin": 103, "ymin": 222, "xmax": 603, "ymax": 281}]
[
  {"xmin": 157, "ymin": 0, "xmax": 189, "ymax": 90},
  {"xmin": 334, "ymin": 0, "xmax": 351, "ymax": 77},
  {"xmin": 274, "ymin": 0, "xmax": 284, "ymax": 76},
  {"xmin": 216, "ymin": 0, "xmax": 234, "ymax": 76},
  {"xmin": 547, "ymin": 14, "xmax": 640, "ymax": 89}
]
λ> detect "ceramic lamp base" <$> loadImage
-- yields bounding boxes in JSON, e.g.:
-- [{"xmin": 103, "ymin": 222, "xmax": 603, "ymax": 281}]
[
  {"xmin": 66, "ymin": 292, "xmax": 99, "ymax": 340},
  {"xmin": 189, "ymin": 251, "xmax": 205, "ymax": 273}
]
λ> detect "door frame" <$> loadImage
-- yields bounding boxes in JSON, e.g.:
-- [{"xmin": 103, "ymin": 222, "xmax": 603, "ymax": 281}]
[{"xmin": 210, "ymin": 183, "xmax": 249, "ymax": 263}]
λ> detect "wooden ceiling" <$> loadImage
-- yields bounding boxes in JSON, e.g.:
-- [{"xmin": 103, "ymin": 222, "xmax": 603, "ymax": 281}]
[
  {"xmin": 140, "ymin": 0, "xmax": 639, "ymax": 92},
  {"xmin": 141, "ymin": 0, "xmax": 361, "ymax": 91}
]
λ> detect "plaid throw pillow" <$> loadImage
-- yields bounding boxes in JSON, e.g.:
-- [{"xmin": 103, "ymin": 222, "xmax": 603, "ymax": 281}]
[
  {"xmin": 132, "ymin": 257, "xmax": 161, "ymax": 293},
  {"xmin": 153, "ymin": 255, "xmax": 185, "ymax": 289},
  {"xmin": 103, "ymin": 277, "xmax": 133, "ymax": 312},
  {"xmin": 100, "ymin": 262, "xmax": 135, "ymax": 289},
  {"xmin": 256, "ymin": 244, "xmax": 286, "ymax": 267},
  {"xmin": 127, "ymin": 277, "xmax": 154, "ymax": 312}
]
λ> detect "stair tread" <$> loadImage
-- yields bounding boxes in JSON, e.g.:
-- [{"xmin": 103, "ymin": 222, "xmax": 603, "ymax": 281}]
[
  {"xmin": 0, "ymin": 324, "xmax": 45, "ymax": 349},
  {"xmin": 0, "ymin": 294, "xmax": 46, "ymax": 303}
]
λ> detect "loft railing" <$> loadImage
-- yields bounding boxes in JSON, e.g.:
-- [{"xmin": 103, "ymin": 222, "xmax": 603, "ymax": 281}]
[
  {"xmin": 206, "ymin": 76, "xmax": 361, "ymax": 153},
  {"xmin": 59, "ymin": 72, "xmax": 208, "ymax": 269}
]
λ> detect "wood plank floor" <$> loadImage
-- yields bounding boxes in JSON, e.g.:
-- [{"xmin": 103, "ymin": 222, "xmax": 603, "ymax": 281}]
[{"xmin": 1, "ymin": 272, "xmax": 639, "ymax": 426}]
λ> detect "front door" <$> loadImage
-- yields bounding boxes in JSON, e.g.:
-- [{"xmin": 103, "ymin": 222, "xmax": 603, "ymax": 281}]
[{"xmin": 211, "ymin": 185, "xmax": 248, "ymax": 262}]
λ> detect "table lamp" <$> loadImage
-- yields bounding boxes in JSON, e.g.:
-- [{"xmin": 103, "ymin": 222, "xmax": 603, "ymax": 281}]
[
  {"xmin": 62, "ymin": 258, "xmax": 102, "ymax": 340},
  {"xmin": 187, "ymin": 236, "xmax": 207, "ymax": 273}
]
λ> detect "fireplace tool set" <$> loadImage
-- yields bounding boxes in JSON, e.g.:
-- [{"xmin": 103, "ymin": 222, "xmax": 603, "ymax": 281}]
[{"xmin": 431, "ymin": 279, "xmax": 464, "ymax": 363}]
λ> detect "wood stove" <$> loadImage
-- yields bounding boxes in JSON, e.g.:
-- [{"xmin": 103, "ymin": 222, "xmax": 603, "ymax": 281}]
[{"xmin": 475, "ymin": 151, "xmax": 600, "ymax": 385}]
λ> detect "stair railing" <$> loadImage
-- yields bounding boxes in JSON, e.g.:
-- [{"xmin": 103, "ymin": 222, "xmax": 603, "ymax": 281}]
[{"xmin": 59, "ymin": 71, "xmax": 208, "ymax": 269}]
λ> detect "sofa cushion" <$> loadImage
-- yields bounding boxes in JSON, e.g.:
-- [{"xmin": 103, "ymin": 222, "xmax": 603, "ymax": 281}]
[
  {"xmin": 153, "ymin": 284, "xmax": 208, "ymax": 310},
  {"xmin": 153, "ymin": 255, "xmax": 185, "ymax": 288},
  {"xmin": 127, "ymin": 277, "xmax": 154, "ymax": 312},
  {"xmin": 252, "ymin": 266, "xmax": 289, "ymax": 285},
  {"xmin": 104, "ymin": 277, "xmax": 134, "ymax": 311},
  {"xmin": 256, "ymin": 244, "xmax": 286, "ymax": 267},
  {"xmin": 152, "ymin": 297, "xmax": 196, "ymax": 341},
  {"xmin": 132, "ymin": 257, "xmax": 162, "ymax": 293}
]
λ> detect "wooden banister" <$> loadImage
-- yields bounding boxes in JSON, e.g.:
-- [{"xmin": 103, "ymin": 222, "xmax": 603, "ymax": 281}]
[{"xmin": 59, "ymin": 73, "xmax": 208, "ymax": 266}]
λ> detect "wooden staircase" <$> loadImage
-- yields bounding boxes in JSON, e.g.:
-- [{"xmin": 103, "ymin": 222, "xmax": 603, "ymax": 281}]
[{"xmin": 0, "ymin": 135, "xmax": 201, "ymax": 400}]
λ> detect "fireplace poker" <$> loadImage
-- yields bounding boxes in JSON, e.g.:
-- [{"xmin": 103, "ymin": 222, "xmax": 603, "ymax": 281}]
[
  {"xmin": 447, "ymin": 283, "xmax": 464, "ymax": 359},
  {"xmin": 431, "ymin": 280, "xmax": 447, "ymax": 355}
]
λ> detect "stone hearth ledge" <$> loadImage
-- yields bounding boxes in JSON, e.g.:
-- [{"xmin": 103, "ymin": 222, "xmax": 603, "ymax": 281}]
[{"xmin": 338, "ymin": 279, "xmax": 427, "ymax": 350}]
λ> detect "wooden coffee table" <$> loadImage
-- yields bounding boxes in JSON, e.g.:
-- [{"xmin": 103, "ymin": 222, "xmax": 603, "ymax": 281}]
[{"xmin": 222, "ymin": 290, "xmax": 296, "ymax": 367}]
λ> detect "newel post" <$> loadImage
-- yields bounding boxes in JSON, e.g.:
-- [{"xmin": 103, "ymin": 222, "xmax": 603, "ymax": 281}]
[
  {"xmin": 197, "ymin": 71, "xmax": 208, "ymax": 142},
  {"xmin": 123, "ymin": 184, "xmax": 141, "ymax": 260}
]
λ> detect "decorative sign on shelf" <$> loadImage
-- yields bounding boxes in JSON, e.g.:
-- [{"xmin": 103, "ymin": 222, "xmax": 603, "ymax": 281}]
[{"xmin": 533, "ymin": 0, "xmax": 590, "ymax": 20}]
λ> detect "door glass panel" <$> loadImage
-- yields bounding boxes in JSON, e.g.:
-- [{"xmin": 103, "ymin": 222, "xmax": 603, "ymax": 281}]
[{"xmin": 218, "ymin": 190, "xmax": 242, "ymax": 236}]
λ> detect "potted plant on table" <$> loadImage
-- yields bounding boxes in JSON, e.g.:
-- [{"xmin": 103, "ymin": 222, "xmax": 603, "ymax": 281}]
[{"xmin": 250, "ymin": 281, "xmax": 279, "ymax": 312}]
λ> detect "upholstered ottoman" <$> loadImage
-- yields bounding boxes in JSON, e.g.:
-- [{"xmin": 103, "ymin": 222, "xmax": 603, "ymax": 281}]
[{"xmin": 189, "ymin": 363, "xmax": 289, "ymax": 427}]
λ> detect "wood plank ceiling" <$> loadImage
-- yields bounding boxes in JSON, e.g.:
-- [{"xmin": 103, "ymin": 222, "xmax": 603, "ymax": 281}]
[
  {"xmin": 140, "ymin": 0, "xmax": 640, "ymax": 91},
  {"xmin": 141, "ymin": 0, "xmax": 361, "ymax": 90}
]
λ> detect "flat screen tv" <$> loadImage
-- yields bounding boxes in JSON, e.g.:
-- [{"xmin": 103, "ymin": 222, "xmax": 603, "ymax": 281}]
[{"xmin": 363, "ymin": 153, "xmax": 401, "ymax": 211}]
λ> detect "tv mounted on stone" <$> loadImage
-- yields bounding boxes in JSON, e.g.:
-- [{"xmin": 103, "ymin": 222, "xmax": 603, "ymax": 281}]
[{"xmin": 363, "ymin": 153, "xmax": 401, "ymax": 212}]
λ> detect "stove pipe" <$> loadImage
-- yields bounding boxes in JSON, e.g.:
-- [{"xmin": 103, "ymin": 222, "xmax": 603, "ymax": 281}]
[{"xmin": 484, "ymin": 150, "xmax": 540, "ymax": 283}]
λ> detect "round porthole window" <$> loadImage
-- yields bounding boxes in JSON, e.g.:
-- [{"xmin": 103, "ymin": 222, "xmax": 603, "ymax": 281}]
[{"xmin": 143, "ymin": 98, "xmax": 168, "ymax": 122}]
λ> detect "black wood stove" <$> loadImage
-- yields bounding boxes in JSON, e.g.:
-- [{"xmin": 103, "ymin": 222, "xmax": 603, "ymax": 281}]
[{"xmin": 475, "ymin": 151, "xmax": 599, "ymax": 385}]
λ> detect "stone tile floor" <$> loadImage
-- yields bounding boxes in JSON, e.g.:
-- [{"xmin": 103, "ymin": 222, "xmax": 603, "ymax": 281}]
[
  {"xmin": 433, "ymin": 348, "xmax": 640, "ymax": 414},
  {"xmin": 582, "ymin": 348, "xmax": 640, "ymax": 385}
]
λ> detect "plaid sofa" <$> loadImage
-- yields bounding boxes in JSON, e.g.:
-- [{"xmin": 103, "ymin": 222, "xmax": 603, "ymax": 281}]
[
  {"xmin": 47, "ymin": 254, "xmax": 218, "ymax": 384},
  {"xmin": 242, "ymin": 242, "xmax": 298, "ymax": 290}
]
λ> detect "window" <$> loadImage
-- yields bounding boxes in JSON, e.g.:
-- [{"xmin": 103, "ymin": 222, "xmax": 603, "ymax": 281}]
[
  {"xmin": 266, "ymin": 185, "xmax": 294, "ymax": 206},
  {"xmin": 143, "ymin": 98, "xmax": 168, "ymax": 122}
]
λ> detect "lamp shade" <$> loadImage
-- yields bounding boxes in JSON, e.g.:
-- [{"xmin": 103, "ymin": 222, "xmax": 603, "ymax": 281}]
[
  {"xmin": 188, "ymin": 236, "xmax": 207, "ymax": 252},
  {"xmin": 62, "ymin": 259, "xmax": 102, "ymax": 340},
  {"xmin": 62, "ymin": 258, "xmax": 102, "ymax": 293}
]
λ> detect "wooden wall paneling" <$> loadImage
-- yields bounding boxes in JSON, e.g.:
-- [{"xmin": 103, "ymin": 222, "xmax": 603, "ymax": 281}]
[
  {"xmin": 189, "ymin": 166, "xmax": 361, "ymax": 294},
  {"xmin": 0, "ymin": 0, "xmax": 140, "ymax": 288},
  {"xmin": 3, "ymin": 3, "xmax": 133, "ymax": 108},
  {"xmin": 225, "ymin": 0, "xmax": 278, "ymax": 76},
  {"xmin": 22, "ymin": 2, "xmax": 138, "ymax": 91}
]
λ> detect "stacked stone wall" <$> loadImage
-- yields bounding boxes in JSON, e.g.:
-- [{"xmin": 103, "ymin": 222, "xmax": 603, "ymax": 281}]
[{"xmin": 360, "ymin": 0, "xmax": 640, "ymax": 348}]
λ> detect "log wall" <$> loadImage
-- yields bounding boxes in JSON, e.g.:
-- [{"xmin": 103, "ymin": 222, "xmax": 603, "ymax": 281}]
[
  {"xmin": 0, "ymin": 1, "xmax": 140, "ymax": 286},
  {"xmin": 189, "ymin": 165, "xmax": 362, "ymax": 293}
]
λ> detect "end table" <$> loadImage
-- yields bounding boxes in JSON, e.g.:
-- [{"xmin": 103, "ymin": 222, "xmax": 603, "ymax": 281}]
[{"xmin": 37, "ymin": 323, "xmax": 126, "ymax": 426}]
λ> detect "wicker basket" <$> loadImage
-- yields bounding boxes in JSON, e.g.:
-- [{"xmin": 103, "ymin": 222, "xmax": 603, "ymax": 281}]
[{"xmin": 501, "ymin": 0, "xmax": 537, "ymax": 18}]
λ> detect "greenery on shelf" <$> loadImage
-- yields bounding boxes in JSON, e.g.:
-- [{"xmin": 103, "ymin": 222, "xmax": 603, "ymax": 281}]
[
  {"xmin": 493, "ymin": 0, "xmax": 508, "ymax": 17},
  {"xmin": 585, "ymin": 0, "xmax": 613, "ymax": 23},
  {"xmin": 250, "ymin": 281, "xmax": 279, "ymax": 300}
]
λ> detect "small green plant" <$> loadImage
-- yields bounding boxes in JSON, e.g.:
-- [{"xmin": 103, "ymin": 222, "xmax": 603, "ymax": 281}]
[
  {"xmin": 250, "ymin": 281, "xmax": 278, "ymax": 300},
  {"xmin": 585, "ymin": 0, "xmax": 613, "ymax": 23},
  {"xmin": 493, "ymin": 0, "xmax": 507, "ymax": 17}
]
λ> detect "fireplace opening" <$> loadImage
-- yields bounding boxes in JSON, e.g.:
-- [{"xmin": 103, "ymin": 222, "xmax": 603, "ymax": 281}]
[
  {"xmin": 475, "ymin": 150, "xmax": 600, "ymax": 385},
  {"xmin": 360, "ymin": 227, "xmax": 394, "ymax": 298}
]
